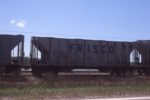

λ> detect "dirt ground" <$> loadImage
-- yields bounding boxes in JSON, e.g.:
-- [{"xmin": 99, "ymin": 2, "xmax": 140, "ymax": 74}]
[{"xmin": 0, "ymin": 72, "xmax": 150, "ymax": 86}]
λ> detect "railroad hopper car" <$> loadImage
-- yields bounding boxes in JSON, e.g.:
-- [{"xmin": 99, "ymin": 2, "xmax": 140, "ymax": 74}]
[
  {"xmin": 0, "ymin": 34, "xmax": 24, "ymax": 75},
  {"xmin": 31, "ymin": 36, "xmax": 150, "ymax": 76}
]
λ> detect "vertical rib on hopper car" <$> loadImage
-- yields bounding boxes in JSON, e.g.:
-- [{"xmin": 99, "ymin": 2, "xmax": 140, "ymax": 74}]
[{"xmin": 30, "ymin": 36, "xmax": 150, "ymax": 76}]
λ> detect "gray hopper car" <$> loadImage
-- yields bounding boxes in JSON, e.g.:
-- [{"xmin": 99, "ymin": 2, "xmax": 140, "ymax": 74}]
[
  {"xmin": 0, "ymin": 34, "xmax": 24, "ymax": 75},
  {"xmin": 31, "ymin": 36, "xmax": 150, "ymax": 76}
]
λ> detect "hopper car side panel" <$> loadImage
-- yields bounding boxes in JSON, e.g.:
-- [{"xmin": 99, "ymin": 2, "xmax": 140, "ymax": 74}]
[
  {"xmin": 107, "ymin": 41, "xmax": 115, "ymax": 67},
  {"xmin": 75, "ymin": 39, "xmax": 85, "ymax": 67},
  {"xmin": 68, "ymin": 39, "xmax": 76, "ymax": 67},
  {"xmin": 121, "ymin": 42, "xmax": 130, "ymax": 66},
  {"xmin": 0, "ymin": 36, "xmax": 10, "ymax": 65},
  {"xmin": 144, "ymin": 44, "xmax": 149, "ymax": 66},
  {"xmin": 137, "ymin": 42, "xmax": 145, "ymax": 66},
  {"xmin": 148, "ymin": 44, "xmax": 150, "ymax": 65},
  {"xmin": 90, "ymin": 40, "xmax": 99, "ymax": 67},
  {"xmin": 0, "ymin": 35, "xmax": 24, "ymax": 75},
  {"xmin": 85, "ymin": 40, "xmax": 99, "ymax": 67},
  {"xmin": 58, "ymin": 39, "xmax": 68, "ymax": 66},
  {"xmin": 49, "ymin": 38, "xmax": 59, "ymax": 66},
  {"xmin": 115, "ymin": 42, "xmax": 122, "ymax": 66},
  {"xmin": 84, "ymin": 40, "xmax": 92, "ymax": 66},
  {"xmin": 100, "ymin": 41, "xmax": 108, "ymax": 67},
  {"xmin": 30, "ymin": 36, "xmax": 150, "ymax": 76},
  {"xmin": 38, "ymin": 37, "xmax": 50, "ymax": 51}
]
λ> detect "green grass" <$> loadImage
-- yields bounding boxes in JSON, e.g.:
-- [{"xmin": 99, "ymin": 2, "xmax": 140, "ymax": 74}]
[
  {"xmin": 0, "ymin": 75, "xmax": 150, "ymax": 99},
  {"xmin": 0, "ymin": 84, "xmax": 150, "ymax": 99}
]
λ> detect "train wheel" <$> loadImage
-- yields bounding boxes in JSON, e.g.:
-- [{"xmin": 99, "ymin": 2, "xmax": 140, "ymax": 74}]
[
  {"xmin": 32, "ymin": 70, "xmax": 42, "ymax": 77},
  {"xmin": 137, "ymin": 69, "xmax": 143, "ymax": 76},
  {"xmin": 110, "ymin": 71, "xmax": 115, "ymax": 76},
  {"xmin": 13, "ymin": 69, "xmax": 21, "ymax": 76},
  {"xmin": 145, "ymin": 70, "xmax": 150, "ymax": 76},
  {"xmin": 32, "ymin": 66, "xmax": 43, "ymax": 77},
  {"xmin": 126, "ymin": 70, "xmax": 134, "ymax": 77},
  {"xmin": 116, "ymin": 72, "xmax": 121, "ymax": 76},
  {"xmin": 122, "ymin": 72, "xmax": 126, "ymax": 77},
  {"xmin": 33, "ymin": 72, "xmax": 42, "ymax": 76},
  {"xmin": 0, "ymin": 66, "xmax": 5, "ymax": 74},
  {"xmin": 47, "ymin": 72, "xmax": 58, "ymax": 78}
]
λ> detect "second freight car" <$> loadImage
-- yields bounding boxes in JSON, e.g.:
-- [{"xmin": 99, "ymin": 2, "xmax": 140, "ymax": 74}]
[
  {"xmin": 0, "ymin": 34, "xmax": 24, "ymax": 75},
  {"xmin": 30, "ymin": 36, "xmax": 150, "ymax": 76}
]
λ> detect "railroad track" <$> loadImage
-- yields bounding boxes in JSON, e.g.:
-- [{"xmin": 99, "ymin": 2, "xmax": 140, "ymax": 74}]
[{"xmin": 0, "ymin": 71, "xmax": 143, "ymax": 77}]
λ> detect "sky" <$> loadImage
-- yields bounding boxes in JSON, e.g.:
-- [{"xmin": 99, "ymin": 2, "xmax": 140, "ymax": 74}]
[{"xmin": 0, "ymin": 0, "xmax": 150, "ymax": 56}]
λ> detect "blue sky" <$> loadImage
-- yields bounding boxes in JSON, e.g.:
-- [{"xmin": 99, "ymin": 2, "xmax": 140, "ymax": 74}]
[{"xmin": 0, "ymin": 0, "xmax": 150, "ymax": 56}]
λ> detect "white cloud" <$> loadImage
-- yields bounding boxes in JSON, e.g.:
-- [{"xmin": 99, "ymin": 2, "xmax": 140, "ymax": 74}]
[
  {"xmin": 10, "ymin": 19, "xmax": 26, "ymax": 28},
  {"xmin": 16, "ymin": 20, "xmax": 26, "ymax": 28},
  {"xmin": 10, "ymin": 19, "xmax": 16, "ymax": 24}
]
